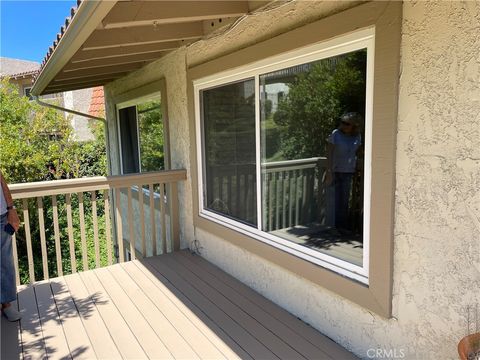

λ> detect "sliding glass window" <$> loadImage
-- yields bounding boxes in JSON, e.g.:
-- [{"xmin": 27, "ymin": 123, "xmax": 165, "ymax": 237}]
[
  {"xmin": 196, "ymin": 29, "xmax": 373, "ymax": 282},
  {"xmin": 260, "ymin": 49, "xmax": 367, "ymax": 268}
]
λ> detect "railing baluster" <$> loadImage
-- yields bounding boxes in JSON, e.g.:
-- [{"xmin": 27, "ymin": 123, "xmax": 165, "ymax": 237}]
[
  {"xmin": 11, "ymin": 233, "xmax": 20, "ymax": 286},
  {"xmin": 295, "ymin": 170, "xmax": 301, "ymax": 226},
  {"xmin": 170, "ymin": 182, "xmax": 180, "ymax": 252},
  {"xmin": 37, "ymin": 197, "xmax": 49, "ymax": 280},
  {"xmin": 9, "ymin": 170, "xmax": 186, "ymax": 283},
  {"xmin": 302, "ymin": 172, "xmax": 308, "ymax": 224},
  {"xmin": 115, "ymin": 188, "xmax": 124, "ymax": 262},
  {"xmin": 127, "ymin": 187, "xmax": 136, "ymax": 260},
  {"xmin": 78, "ymin": 192, "xmax": 88, "ymax": 271},
  {"xmin": 275, "ymin": 173, "xmax": 281, "ymax": 230},
  {"xmin": 149, "ymin": 184, "xmax": 156, "ymax": 256},
  {"xmin": 282, "ymin": 172, "xmax": 288, "ymax": 229},
  {"xmin": 22, "ymin": 199, "xmax": 35, "ymax": 283},
  {"xmin": 138, "ymin": 184, "xmax": 146, "ymax": 257},
  {"xmin": 289, "ymin": 171, "xmax": 294, "ymax": 228},
  {"xmin": 65, "ymin": 193, "xmax": 77, "ymax": 273},
  {"xmin": 91, "ymin": 191, "xmax": 100, "ymax": 268},
  {"xmin": 268, "ymin": 173, "xmax": 274, "ymax": 231},
  {"xmin": 52, "ymin": 195, "xmax": 63, "ymax": 276},
  {"xmin": 104, "ymin": 190, "xmax": 113, "ymax": 265},
  {"xmin": 160, "ymin": 183, "xmax": 166, "ymax": 254}
]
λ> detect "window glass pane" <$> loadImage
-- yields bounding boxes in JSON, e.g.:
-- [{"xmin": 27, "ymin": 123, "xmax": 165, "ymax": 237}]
[
  {"xmin": 137, "ymin": 99, "xmax": 164, "ymax": 172},
  {"xmin": 202, "ymin": 79, "xmax": 257, "ymax": 226},
  {"xmin": 260, "ymin": 49, "xmax": 367, "ymax": 266},
  {"xmin": 119, "ymin": 106, "xmax": 140, "ymax": 174}
]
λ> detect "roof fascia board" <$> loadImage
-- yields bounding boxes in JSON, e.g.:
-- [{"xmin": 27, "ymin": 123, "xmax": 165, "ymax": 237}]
[{"xmin": 31, "ymin": 0, "xmax": 117, "ymax": 96}]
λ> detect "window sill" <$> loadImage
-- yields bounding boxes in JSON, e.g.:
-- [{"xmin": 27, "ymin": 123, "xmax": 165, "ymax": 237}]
[{"xmin": 199, "ymin": 209, "xmax": 369, "ymax": 284}]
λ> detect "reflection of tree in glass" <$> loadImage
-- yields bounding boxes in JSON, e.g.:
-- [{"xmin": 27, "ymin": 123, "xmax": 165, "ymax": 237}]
[
  {"xmin": 203, "ymin": 82, "xmax": 256, "ymax": 166},
  {"xmin": 138, "ymin": 100, "xmax": 164, "ymax": 172},
  {"xmin": 273, "ymin": 50, "xmax": 367, "ymax": 160}
]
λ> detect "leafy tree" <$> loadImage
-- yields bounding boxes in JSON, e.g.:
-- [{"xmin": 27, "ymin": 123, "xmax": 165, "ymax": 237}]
[
  {"xmin": 272, "ymin": 50, "xmax": 367, "ymax": 159},
  {"xmin": 138, "ymin": 100, "xmax": 164, "ymax": 171},
  {"xmin": 0, "ymin": 78, "xmax": 109, "ymax": 282}
]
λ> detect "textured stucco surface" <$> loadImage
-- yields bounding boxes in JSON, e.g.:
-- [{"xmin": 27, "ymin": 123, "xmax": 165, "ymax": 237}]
[
  {"xmin": 104, "ymin": 1, "xmax": 480, "ymax": 359},
  {"xmin": 105, "ymin": 49, "xmax": 195, "ymax": 249},
  {"xmin": 64, "ymin": 88, "xmax": 94, "ymax": 141},
  {"xmin": 196, "ymin": 2, "xmax": 480, "ymax": 359}
]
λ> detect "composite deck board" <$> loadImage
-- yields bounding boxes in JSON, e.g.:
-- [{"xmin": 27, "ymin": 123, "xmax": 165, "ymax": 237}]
[
  {"xmin": 62, "ymin": 273, "xmax": 122, "ymax": 360},
  {"xmin": 10, "ymin": 252, "xmax": 358, "ymax": 360},
  {"xmin": 77, "ymin": 270, "xmax": 148, "ymax": 359},
  {"xmin": 49, "ymin": 277, "xmax": 97, "ymax": 360},
  {"xmin": 161, "ymin": 254, "xmax": 306, "ymax": 360},
  {"xmin": 129, "ymin": 260, "xmax": 245, "ymax": 360},
  {"xmin": 174, "ymin": 251, "xmax": 333, "ymax": 360},
  {"xmin": 144, "ymin": 259, "xmax": 262, "ymax": 359},
  {"xmin": 18, "ymin": 285, "xmax": 47, "ymax": 360},
  {"xmin": 1, "ymin": 300, "xmax": 22, "ymax": 360},
  {"xmin": 178, "ymin": 251, "xmax": 358, "ymax": 360},
  {"xmin": 107, "ymin": 264, "xmax": 201, "ymax": 359},
  {"xmin": 33, "ymin": 281, "xmax": 71, "ymax": 359},
  {"xmin": 119, "ymin": 262, "xmax": 228, "ymax": 360},
  {"xmin": 92, "ymin": 266, "xmax": 173, "ymax": 359},
  {"xmin": 144, "ymin": 257, "xmax": 278, "ymax": 359}
]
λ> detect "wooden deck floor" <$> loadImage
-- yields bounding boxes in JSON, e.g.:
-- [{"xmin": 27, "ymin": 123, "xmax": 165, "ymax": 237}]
[{"xmin": 1, "ymin": 251, "xmax": 357, "ymax": 360}]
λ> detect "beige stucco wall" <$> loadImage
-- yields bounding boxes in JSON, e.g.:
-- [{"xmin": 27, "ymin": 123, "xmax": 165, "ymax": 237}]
[
  {"xmin": 105, "ymin": 1, "xmax": 479, "ymax": 359},
  {"xmin": 105, "ymin": 48, "xmax": 195, "ymax": 250}
]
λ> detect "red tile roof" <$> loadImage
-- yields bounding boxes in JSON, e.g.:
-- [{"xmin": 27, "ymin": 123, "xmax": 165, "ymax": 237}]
[{"xmin": 88, "ymin": 86, "xmax": 105, "ymax": 117}]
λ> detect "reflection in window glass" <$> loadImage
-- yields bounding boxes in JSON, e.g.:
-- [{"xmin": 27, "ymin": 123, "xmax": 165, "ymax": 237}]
[
  {"xmin": 119, "ymin": 99, "xmax": 164, "ymax": 174},
  {"xmin": 260, "ymin": 49, "xmax": 367, "ymax": 266},
  {"xmin": 202, "ymin": 79, "xmax": 257, "ymax": 226},
  {"xmin": 119, "ymin": 106, "xmax": 140, "ymax": 174},
  {"xmin": 138, "ymin": 100, "xmax": 164, "ymax": 172}
]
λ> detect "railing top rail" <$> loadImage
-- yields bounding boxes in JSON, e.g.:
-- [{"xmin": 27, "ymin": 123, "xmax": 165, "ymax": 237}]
[
  {"xmin": 10, "ymin": 169, "xmax": 187, "ymax": 199},
  {"xmin": 262, "ymin": 157, "xmax": 327, "ymax": 169}
]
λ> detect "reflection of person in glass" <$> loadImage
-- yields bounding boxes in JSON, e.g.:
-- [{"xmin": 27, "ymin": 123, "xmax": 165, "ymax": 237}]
[{"xmin": 325, "ymin": 112, "xmax": 362, "ymax": 234}]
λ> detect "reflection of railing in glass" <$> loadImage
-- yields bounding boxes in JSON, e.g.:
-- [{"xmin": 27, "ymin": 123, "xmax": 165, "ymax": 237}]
[
  {"xmin": 206, "ymin": 157, "xmax": 329, "ymax": 230},
  {"xmin": 206, "ymin": 164, "xmax": 257, "ymax": 225},
  {"xmin": 262, "ymin": 157, "xmax": 327, "ymax": 232}
]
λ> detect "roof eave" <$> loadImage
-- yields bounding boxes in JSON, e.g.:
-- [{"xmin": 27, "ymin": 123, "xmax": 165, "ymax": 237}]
[{"xmin": 31, "ymin": 0, "xmax": 117, "ymax": 96}]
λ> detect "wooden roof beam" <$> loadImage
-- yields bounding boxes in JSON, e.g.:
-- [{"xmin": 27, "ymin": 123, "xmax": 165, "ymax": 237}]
[
  {"xmin": 83, "ymin": 22, "xmax": 204, "ymax": 51},
  {"xmin": 49, "ymin": 74, "xmax": 126, "ymax": 87},
  {"xmin": 71, "ymin": 41, "xmax": 182, "ymax": 63},
  {"xmin": 102, "ymin": 1, "xmax": 249, "ymax": 29},
  {"xmin": 55, "ymin": 62, "xmax": 144, "ymax": 81},
  {"xmin": 63, "ymin": 51, "xmax": 166, "ymax": 72},
  {"xmin": 43, "ymin": 80, "xmax": 114, "ymax": 94}
]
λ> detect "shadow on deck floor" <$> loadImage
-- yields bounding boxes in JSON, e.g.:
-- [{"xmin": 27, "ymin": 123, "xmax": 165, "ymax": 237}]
[{"xmin": 1, "ymin": 251, "xmax": 358, "ymax": 359}]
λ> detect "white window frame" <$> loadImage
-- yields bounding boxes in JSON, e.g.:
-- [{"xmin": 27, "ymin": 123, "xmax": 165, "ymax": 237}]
[
  {"xmin": 116, "ymin": 92, "xmax": 161, "ymax": 174},
  {"xmin": 194, "ymin": 28, "xmax": 375, "ymax": 284}
]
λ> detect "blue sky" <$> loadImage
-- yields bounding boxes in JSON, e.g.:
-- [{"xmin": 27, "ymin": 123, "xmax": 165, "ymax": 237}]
[{"xmin": 1, "ymin": 0, "xmax": 76, "ymax": 63}]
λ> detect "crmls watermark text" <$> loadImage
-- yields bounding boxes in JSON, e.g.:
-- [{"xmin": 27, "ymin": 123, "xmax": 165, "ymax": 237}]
[{"xmin": 366, "ymin": 348, "xmax": 406, "ymax": 359}]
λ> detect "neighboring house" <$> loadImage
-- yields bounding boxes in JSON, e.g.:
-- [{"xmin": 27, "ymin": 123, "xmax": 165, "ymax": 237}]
[
  {"xmin": 0, "ymin": 57, "xmax": 96, "ymax": 141},
  {"xmin": 0, "ymin": 57, "xmax": 40, "ymax": 99},
  {"xmin": 27, "ymin": 1, "xmax": 479, "ymax": 359}
]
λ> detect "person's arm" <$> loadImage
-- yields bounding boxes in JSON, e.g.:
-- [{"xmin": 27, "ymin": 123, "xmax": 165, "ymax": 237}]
[{"xmin": 0, "ymin": 171, "xmax": 20, "ymax": 231}]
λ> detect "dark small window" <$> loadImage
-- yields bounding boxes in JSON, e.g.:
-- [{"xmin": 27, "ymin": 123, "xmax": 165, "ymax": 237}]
[
  {"xmin": 119, "ymin": 106, "xmax": 140, "ymax": 174},
  {"xmin": 24, "ymin": 87, "xmax": 33, "ymax": 100},
  {"xmin": 118, "ymin": 99, "xmax": 164, "ymax": 174}
]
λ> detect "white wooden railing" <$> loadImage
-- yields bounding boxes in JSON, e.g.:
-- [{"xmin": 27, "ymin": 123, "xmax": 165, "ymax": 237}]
[{"xmin": 9, "ymin": 170, "xmax": 186, "ymax": 285}]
